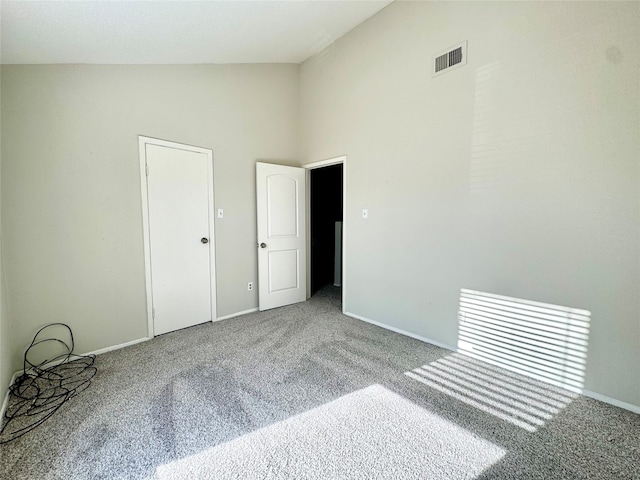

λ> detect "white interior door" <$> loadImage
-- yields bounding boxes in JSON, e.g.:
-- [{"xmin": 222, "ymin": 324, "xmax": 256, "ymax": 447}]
[
  {"xmin": 256, "ymin": 162, "xmax": 306, "ymax": 311},
  {"xmin": 143, "ymin": 139, "xmax": 216, "ymax": 335}
]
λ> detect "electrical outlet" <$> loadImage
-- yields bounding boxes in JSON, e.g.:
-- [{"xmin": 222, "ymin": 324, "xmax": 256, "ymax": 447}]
[{"xmin": 248, "ymin": 282, "xmax": 254, "ymax": 291}]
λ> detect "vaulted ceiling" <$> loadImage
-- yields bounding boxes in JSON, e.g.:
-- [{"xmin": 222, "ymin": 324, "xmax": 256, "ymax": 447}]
[{"xmin": 1, "ymin": 0, "xmax": 393, "ymax": 64}]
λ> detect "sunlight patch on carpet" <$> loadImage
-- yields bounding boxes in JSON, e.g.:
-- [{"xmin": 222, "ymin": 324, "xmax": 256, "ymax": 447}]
[{"xmin": 152, "ymin": 384, "xmax": 505, "ymax": 479}]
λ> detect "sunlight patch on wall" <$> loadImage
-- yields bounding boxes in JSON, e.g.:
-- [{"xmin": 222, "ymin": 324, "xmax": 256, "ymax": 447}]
[
  {"xmin": 405, "ymin": 353, "xmax": 577, "ymax": 432},
  {"xmin": 457, "ymin": 289, "xmax": 590, "ymax": 392}
]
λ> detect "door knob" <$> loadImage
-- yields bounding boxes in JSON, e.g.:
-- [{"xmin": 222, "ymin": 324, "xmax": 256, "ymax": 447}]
[
  {"xmin": 201, "ymin": 237, "xmax": 209, "ymax": 244},
  {"xmin": 260, "ymin": 243, "xmax": 267, "ymax": 248}
]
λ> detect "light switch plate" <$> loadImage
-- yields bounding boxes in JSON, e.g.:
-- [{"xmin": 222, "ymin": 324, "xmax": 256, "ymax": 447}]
[
  {"xmin": 362, "ymin": 209, "xmax": 368, "ymax": 219},
  {"xmin": 217, "ymin": 209, "xmax": 224, "ymax": 219}
]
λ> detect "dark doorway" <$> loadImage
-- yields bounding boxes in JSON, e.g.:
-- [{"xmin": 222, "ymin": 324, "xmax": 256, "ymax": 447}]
[{"xmin": 310, "ymin": 164, "xmax": 343, "ymax": 296}]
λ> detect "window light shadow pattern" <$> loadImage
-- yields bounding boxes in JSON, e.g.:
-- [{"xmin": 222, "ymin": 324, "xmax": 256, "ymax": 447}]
[
  {"xmin": 405, "ymin": 353, "xmax": 578, "ymax": 432},
  {"xmin": 457, "ymin": 288, "xmax": 590, "ymax": 392},
  {"xmin": 405, "ymin": 290, "xmax": 589, "ymax": 432}
]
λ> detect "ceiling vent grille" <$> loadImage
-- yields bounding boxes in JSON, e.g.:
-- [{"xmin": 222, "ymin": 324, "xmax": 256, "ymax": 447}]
[{"xmin": 433, "ymin": 41, "xmax": 467, "ymax": 77}]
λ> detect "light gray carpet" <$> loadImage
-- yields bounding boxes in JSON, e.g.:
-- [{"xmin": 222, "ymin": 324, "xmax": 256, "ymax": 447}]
[{"xmin": 2, "ymin": 286, "xmax": 639, "ymax": 479}]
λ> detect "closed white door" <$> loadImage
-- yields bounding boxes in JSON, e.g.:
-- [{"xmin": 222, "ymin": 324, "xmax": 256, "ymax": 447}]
[
  {"xmin": 256, "ymin": 162, "xmax": 306, "ymax": 311},
  {"xmin": 142, "ymin": 139, "xmax": 216, "ymax": 335}
]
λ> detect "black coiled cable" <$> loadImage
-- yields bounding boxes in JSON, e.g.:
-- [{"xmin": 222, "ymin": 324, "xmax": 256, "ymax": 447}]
[{"xmin": 0, "ymin": 323, "xmax": 97, "ymax": 443}]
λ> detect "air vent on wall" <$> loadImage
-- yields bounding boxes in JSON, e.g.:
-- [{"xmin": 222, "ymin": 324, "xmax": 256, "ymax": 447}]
[{"xmin": 433, "ymin": 41, "xmax": 467, "ymax": 77}]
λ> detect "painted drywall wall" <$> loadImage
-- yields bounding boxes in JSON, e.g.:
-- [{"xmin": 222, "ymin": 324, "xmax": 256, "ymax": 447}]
[
  {"xmin": 0, "ymin": 72, "xmax": 12, "ymax": 404},
  {"xmin": 300, "ymin": 2, "xmax": 640, "ymax": 406},
  {"xmin": 1, "ymin": 64, "xmax": 299, "ymax": 372},
  {"xmin": 0, "ymin": 210, "xmax": 10, "ymax": 407}
]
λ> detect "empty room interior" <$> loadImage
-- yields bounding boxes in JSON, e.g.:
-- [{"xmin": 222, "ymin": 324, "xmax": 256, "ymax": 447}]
[{"xmin": 1, "ymin": 1, "xmax": 639, "ymax": 479}]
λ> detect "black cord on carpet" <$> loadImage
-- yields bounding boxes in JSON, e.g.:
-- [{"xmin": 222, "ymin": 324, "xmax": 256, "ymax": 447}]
[{"xmin": 0, "ymin": 323, "xmax": 97, "ymax": 444}]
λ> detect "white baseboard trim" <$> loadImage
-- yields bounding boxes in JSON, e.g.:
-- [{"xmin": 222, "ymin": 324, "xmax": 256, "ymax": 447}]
[
  {"xmin": 344, "ymin": 311, "xmax": 457, "ymax": 352},
  {"xmin": 12, "ymin": 336, "xmax": 150, "ymax": 378},
  {"xmin": 344, "ymin": 311, "xmax": 640, "ymax": 415},
  {"xmin": 581, "ymin": 389, "xmax": 640, "ymax": 414},
  {"xmin": 84, "ymin": 337, "xmax": 150, "ymax": 357},
  {"xmin": 216, "ymin": 308, "xmax": 258, "ymax": 322},
  {"xmin": 1, "ymin": 336, "xmax": 150, "ymax": 422},
  {"xmin": 4, "ymin": 317, "xmax": 639, "ymax": 421},
  {"xmin": 1, "ymin": 371, "xmax": 19, "ymax": 423}
]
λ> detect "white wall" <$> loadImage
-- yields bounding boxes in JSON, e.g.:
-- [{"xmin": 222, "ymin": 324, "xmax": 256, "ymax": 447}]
[
  {"xmin": 1, "ymin": 64, "xmax": 299, "ymax": 373},
  {"xmin": 0, "ymin": 211, "xmax": 10, "ymax": 408},
  {"xmin": 0, "ymin": 70, "xmax": 12, "ymax": 404},
  {"xmin": 1, "ymin": 2, "xmax": 638, "ymax": 409},
  {"xmin": 300, "ymin": 2, "xmax": 640, "ymax": 406}
]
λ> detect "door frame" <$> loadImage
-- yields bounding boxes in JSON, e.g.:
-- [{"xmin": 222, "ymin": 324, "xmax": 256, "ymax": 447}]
[
  {"xmin": 138, "ymin": 135, "xmax": 217, "ymax": 338},
  {"xmin": 302, "ymin": 155, "xmax": 347, "ymax": 314}
]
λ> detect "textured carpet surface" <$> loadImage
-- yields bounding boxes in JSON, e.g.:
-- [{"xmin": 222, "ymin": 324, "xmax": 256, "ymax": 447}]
[{"xmin": 1, "ymin": 286, "xmax": 639, "ymax": 479}]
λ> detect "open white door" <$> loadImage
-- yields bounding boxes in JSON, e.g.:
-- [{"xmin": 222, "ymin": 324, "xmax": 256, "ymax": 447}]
[{"xmin": 256, "ymin": 162, "xmax": 306, "ymax": 311}]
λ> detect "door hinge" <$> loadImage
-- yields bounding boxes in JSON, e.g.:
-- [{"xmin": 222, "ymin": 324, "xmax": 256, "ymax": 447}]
[
  {"xmin": 152, "ymin": 307, "xmax": 155, "ymax": 319},
  {"xmin": 145, "ymin": 164, "xmax": 149, "ymax": 176}
]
